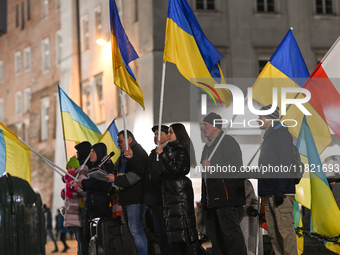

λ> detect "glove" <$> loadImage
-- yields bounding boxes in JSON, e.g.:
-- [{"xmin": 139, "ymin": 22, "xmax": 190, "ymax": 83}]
[
  {"xmin": 274, "ymin": 196, "xmax": 284, "ymax": 206},
  {"xmin": 246, "ymin": 206, "xmax": 258, "ymax": 217}
]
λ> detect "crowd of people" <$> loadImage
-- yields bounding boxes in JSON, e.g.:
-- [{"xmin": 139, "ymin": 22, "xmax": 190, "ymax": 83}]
[{"xmin": 44, "ymin": 106, "xmax": 298, "ymax": 255}]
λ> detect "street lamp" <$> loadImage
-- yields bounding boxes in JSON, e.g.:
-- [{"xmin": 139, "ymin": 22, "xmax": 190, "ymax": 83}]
[{"xmin": 96, "ymin": 38, "xmax": 107, "ymax": 45}]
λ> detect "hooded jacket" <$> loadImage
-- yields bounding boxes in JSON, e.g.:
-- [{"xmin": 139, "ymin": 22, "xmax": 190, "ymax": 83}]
[
  {"xmin": 258, "ymin": 124, "xmax": 296, "ymax": 197},
  {"xmin": 75, "ymin": 141, "xmax": 92, "ymax": 169},
  {"xmin": 81, "ymin": 143, "xmax": 113, "ymax": 211}
]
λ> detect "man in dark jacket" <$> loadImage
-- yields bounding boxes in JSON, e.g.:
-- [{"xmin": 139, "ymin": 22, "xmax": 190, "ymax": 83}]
[
  {"xmin": 257, "ymin": 105, "xmax": 297, "ymax": 255},
  {"xmin": 201, "ymin": 112, "xmax": 247, "ymax": 255},
  {"xmin": 106, "ymin": 130, "xmax": 148, "ymax": 255},
  {"xmin": 76, "ymin": 142, "xmax": 114, "ymax": 246},
  {"xmin": 145, "ymin": 125, "xmax": 177, "ymax": 255}
]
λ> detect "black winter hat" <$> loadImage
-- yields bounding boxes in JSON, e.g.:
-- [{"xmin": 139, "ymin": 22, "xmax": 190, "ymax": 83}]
[
  {"xmin": 152, "ymin": 125, "xmax": 169, "ymax": 134},
  {"xmin": 259, "ymin": 105, "xmax": 280, "ymax": 120},
  {"xmin": 203, "ymin": 112, "xmax": 222, "ymax": 130},
  {"xmin": 75, "ymin": 141, "xmax": 92, "ymax": 164}
]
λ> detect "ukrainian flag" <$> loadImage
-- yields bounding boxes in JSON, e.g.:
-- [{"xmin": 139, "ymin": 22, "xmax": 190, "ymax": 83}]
[
  {"xmin": 164, "ymin": 0, "xmax": 230, "ymax": 107},
  {"xmin": 0, "ymin": 122, "xmax": 31, "ymax": 183},
  {"xmin": 99, "ymin": 119, "xmax": 120, "ymax": 164},
  {"xmin": 252, "ymin": 29, "xmax": 331, "ymax": 154},
  {"xmin": 296, "ymin": 117, "xmax": 340, "ymax": 253},
  {"xmin": 109, "ymin": 0, "xmax": 144, "ymax": 110},
  {"xmin": 58, "ymin": 86, "xmax": 102, "ymax": 145}
]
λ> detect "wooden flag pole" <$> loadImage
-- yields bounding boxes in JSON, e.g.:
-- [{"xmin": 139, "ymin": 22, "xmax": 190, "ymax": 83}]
[
  {"xmin": 157, "ymin": 61, "xmax": 167, "ymax": 161},
  {"xmin": 120, "ymin": 89, "xmax": 129, "ymax": 150}
]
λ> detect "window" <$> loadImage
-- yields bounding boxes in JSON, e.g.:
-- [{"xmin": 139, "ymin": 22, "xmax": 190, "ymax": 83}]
[
  {"xmin": 81, "ymin": 16, "xmax": 90, "ymax": 51},
  {"xmin": 24, "ymin": 88, "xmax": 31, "ymax": 112},
  {"xmin": 15, "ymin": 91, "xmax": 23, "ymax": 116},
  {"xmin": 27, "ymin": 0, "xmax": 31, "ymax": 20},
  {"xmin": 16, "ymin": 5, "xmax": 20, "ymax": 27},
  {"xmin": 116, "ymin": 87, "xmax": 128, "ymax": 117},
  {"xmin": 55, "ymin": 0, "xmax": 60, "ymax": 10},
  {"xmin": 24, "ymin": 47, "xmax": 31, "ymax": 71},
  {"xmin": 0, "ymin": 61, "xmax": 3, "ymax": 83},
  {"xmin": 257, "ymin": 0, "xmax": 275, "ymax": 12},
  {"xmin": 40, "ymin": 96, "xmax": 49, "ymax": 141},
  {"xmin": 42, "ymin": 37, "xmax": 50, "ymax": 71},
  {"xmin": 258, "ymin": 59, "xmax": 267, "ymax": 74},
  {"xmin": 82, "ymin": 82, "xmax": 92, "ymax": 117},
  {"xmin": 316, "ymin": 0, "xmax": 333, "ymax": 14},
  {"xmin": 41, "ymin": 0, "xmax": 49, "ymax": 19},
  {"xmin": 0, "ymin": 99, "xmax": 4, "ymax": 122},
  {"xmin": 116, "ymin": 0, "xmax": 123, "ymax": 17},
  {"xmin": 56, "ymin": 30, "xmax": 62, "ymax": 64},
  {"xmin": 94, "ymin": 6, "xmax": 102, "ymax": 38},
  {"xmin": 134, "ymin": 0, "xmax": 138, "ymax": 22},
  {"xmin": 15, "ymin": 51, "xmax": 22, "ymax": 75},
  {"xmin": 196, "ymin": 0, "xmax": 215, "ymax": 10},
  {"xmin": 21, "ymin": 2, "xmax": 25, "ymax": 29},
  {"xmin": 95, "ymin": 73, "xmax": 105, "ymax": 123}
]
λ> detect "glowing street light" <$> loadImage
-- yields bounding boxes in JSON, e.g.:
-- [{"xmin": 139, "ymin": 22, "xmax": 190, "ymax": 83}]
[{"xmin": 96, "ymin": 38, "xmax": 108, "ymax": 45}]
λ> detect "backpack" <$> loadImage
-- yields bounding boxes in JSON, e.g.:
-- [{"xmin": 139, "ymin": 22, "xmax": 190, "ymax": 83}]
[
  {"xmin": 274, "ymin": 125, "xmax": 304, "ymax": 184},
  {"xmin": 292, "ymin": 144, "xmax": 304, "ymax": 184}
]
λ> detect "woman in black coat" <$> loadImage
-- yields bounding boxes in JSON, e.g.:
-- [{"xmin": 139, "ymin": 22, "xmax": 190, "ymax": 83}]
[{"xmin": 156, "ymin": 123, "xmax": 198, "ymax": 255}]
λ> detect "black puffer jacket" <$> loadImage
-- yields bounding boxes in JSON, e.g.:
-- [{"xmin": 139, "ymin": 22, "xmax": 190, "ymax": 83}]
[{"xmin": 159, "ymin": 141, "xmax": 198, "ymax": 244}]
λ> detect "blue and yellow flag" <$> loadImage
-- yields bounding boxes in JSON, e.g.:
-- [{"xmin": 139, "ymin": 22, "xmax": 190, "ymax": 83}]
[
  {"xmin": 164, "ymin": 0, "xmax": 230, "ymax": 107},
  {"xmin": 0, "ymin": 122, "xmax": 31, "ymax": 183},
  {"xmin": 296, "ymin": 116, "xmax": 340, "ymax": 253},
  {"xmin": 58, "ymin": 86, "xmax": 102, "ymax": 145},
  {"xmin": 109, "ymin": 0, "xmax": 144, "ymax": 110},
  {"xmin": 99, "ymin": 119, "xmax": 120, "ymax": 164},
  {"xmin": 252, "ymin": 29, "xmax": 331, "ymax": 154}
]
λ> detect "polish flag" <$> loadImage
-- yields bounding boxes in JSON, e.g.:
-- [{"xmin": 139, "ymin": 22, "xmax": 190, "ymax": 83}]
[{"xmin": 303, "ymin": 37, "xmax": 340, "ymax": 139}]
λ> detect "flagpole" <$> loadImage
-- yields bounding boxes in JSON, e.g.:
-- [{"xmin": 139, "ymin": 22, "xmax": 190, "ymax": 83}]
[
  {"xmin": 246, "ymin": 92, "xmax": 301, "ymax": 166},
  {"xmin": 157, "ymin": 61, "xmax": 167, "ymax": 161},
  {"xmin": 57, "ymin": 85, "xmax": 69, "ymax": 160},
  {"xmin": 17, "ymin": 137, "xmax": 77, "ymax": 180},
  {"xmin": 120, "ymin": 89, "xmax": 129, "ymax": 150}
]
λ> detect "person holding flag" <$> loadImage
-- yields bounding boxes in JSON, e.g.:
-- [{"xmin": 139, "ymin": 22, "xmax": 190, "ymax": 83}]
[{"xmin": 257, "ymin": 105, "xmax": 297, "ymax": 255}]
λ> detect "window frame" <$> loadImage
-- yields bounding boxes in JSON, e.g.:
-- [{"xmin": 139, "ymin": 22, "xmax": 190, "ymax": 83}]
[
  {"xmin": 15, "ymin": 91, "xmax": 23, "ymax": 116},
  {"xmin": 24, "ymin": 47, "xmax": 31, "ymax": 71},
  {"xmin": 81, "ymin": 15, "xmax": 90, "ymax": 51},
  {"xmin": 42, "ymin": 37, "xmax": 50, "ymax": 72},
  {"xmin": 56, "ymin": 30, "xmax": 62, "ymax": 64},
  {"xmin": 195, "ymin": 0, "xmax": 216, "ymax": 11},
  {"xmin": 315, "ymin": 0, "xmax": 334, "ymax": 15},
  {"xmin": 41, "ymin": 0, "xmax": 49, "ymax": 19},
  {"xmin": 24, "ymin": 88, "xmax": 31, "ymax": 113},
  {"xmin": 0, "ymin": 61, "xmax": 3, "ymax": 83},
  {"xmin": 0, "ymin": 98, "xmax": 4, "ymax": 122},
  {"xmin": 15, "ymin": 51, "xmax": 22, "ymax": 76},
  {"xmin": 40, "ymin": 96, "xmax": 50, "ymax": 141}
]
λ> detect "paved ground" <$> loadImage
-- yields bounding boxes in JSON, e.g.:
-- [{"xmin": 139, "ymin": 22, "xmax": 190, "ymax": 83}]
[{"xmin": 45, "ymin": 239, "xmax": 78, "ymax": 255}]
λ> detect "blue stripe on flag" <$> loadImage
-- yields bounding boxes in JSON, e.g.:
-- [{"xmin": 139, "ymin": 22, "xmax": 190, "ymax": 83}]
[{"xmin": 0, "ymin": 130, "xmax": 6, "ymax": 175}]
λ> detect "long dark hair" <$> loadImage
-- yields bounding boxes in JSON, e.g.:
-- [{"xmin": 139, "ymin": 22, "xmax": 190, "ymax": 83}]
[{"xmin": 170, "ymin": 123, "xmax": 197, "ymax": 167}]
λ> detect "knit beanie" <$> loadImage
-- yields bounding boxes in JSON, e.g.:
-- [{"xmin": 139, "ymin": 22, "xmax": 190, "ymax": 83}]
[
  {"xmin": 75, "ymin": 141, "xmax": 92, "ymax": 164},
  {"xmin": 259, "ymin": 105, "xmax": 280, "ymax": 119},
  {"xmin": 66, "ymin": 156, "xmax": 80, "ymax": 169},
  {"xmin": 203, "ymin": 112, "xmax": 222, "ymax": 130}
]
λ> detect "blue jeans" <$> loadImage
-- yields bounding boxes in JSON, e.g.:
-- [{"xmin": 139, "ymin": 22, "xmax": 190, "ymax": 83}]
[
  {"xmin": 122, "ymin": 203, "xmax": 147, "ymax": 255},
  {"xmin": 71, "ymin": 227, "xmax": 88, "ymax": 255}
]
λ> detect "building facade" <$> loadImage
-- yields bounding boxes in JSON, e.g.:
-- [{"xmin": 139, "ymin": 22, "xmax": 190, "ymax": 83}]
[{"xmin": 1, "ymin": 0, "xmax": 340, "ymax": 217}]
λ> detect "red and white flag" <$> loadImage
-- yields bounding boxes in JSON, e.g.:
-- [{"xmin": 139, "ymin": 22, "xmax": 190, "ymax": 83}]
[{"xmin": 303, "ymin": 37, "xmax": 340, "ymax": 139}]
